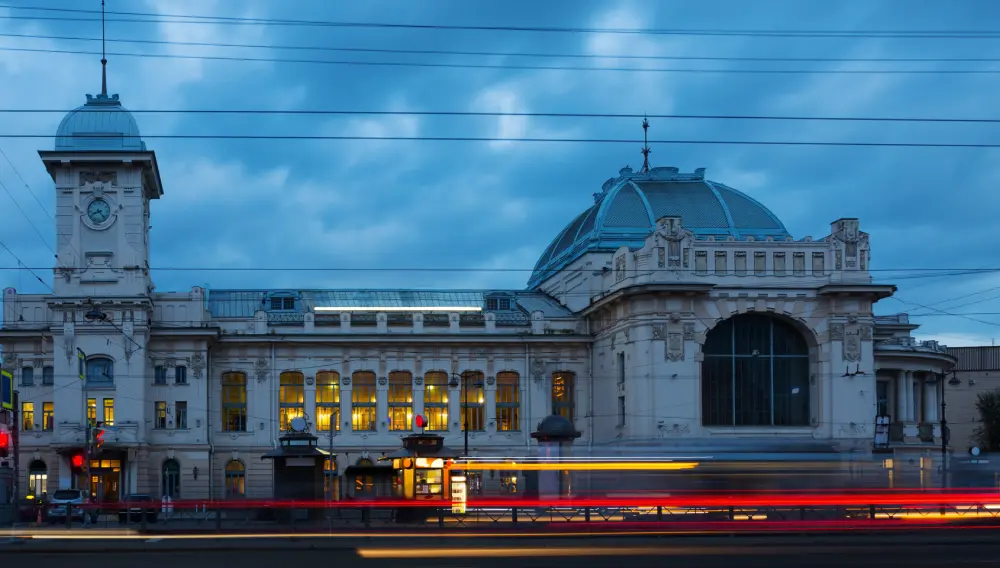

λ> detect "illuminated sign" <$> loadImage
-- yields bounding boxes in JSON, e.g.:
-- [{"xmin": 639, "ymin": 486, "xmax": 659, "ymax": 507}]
[
  {"xmin": 0, "ymin": 369, "xmax": 12, "ymax": 410},
  {"xmin": 450, "ymin": 475, "xmax": 467, "ymax": 514}
]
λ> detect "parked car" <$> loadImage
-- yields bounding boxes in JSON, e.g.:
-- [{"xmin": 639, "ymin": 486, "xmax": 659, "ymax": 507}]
[
  {"xmin": 47, "ymin": 489, "xmax": 97, "ymax": 524},
  {"xmin": 118, "ymin": 494, "xmax": 157, "ymax": 524}
]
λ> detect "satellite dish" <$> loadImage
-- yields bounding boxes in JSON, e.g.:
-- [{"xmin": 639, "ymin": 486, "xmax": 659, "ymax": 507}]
[
  {"xmin": 971, "ymin": 446, "xmax": 981, "ymax": 456},
  {"xmin": 290, "ymin": 417, "xmax": 308, "ymax": 433}
]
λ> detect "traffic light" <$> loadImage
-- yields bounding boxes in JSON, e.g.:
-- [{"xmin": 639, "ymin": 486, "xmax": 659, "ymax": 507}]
[
  {"xmin": 94, "ymin": 427, "xmax": 105, "ymax": 449},
  {"xmin": 0, "ymin": 430, "xmax": 10, "ymax": 458},
  {"xmin": 70, "ymin": 453, "xmax": 85, "ymax": 472}
]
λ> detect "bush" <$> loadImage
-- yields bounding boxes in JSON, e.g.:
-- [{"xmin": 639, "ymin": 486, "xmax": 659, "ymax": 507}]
[{"xmin": 973, "ymin": 389, "xmax": 1000, "ymax": 451}]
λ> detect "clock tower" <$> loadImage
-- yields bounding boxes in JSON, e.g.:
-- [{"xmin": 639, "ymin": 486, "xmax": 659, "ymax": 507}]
[{"xmin": 38, "ymin": 88, "xmax": 163, "ymax": 299}]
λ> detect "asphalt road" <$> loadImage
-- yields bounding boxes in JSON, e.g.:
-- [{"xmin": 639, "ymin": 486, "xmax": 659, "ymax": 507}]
[{"xmin": 3, "ymin": 533, "xmax": 1000, "ymax": 567}]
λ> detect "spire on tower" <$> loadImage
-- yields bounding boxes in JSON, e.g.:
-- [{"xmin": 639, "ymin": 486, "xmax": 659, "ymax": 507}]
[
  {"xmin": 639, "ymin": 116, "xmax": 651, "ymax": 173},
  {"xmin": 100, "ymin": 0, "xmax": 108, "ymax": 97}
]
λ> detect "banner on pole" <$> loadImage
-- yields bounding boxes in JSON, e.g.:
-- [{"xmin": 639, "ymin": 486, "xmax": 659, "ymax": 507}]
[{"xmin": 1, "ymin": 369, "xmax": 12, "ymax": 410}]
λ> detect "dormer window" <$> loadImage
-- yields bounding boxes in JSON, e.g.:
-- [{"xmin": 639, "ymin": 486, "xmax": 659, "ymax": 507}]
[
  {"xmin": 269, "ymin": 296, "xmax": 295, "ymax": 311},
  {"xmin": 485, "ymin": 297, "xmax": 513, "ymax": 311}
]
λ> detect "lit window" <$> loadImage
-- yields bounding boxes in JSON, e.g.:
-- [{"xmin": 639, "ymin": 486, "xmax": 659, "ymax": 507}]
[
  {"xmin": 221, "ymin": 372, "xmax": 247, "ymax": 432},
  {"xmin": 423, "ymin": 371, "xmax": 449, "ymax": 431},
  {"xmin": 551, "ymin": 372, "xmax": 576, "ymax": 423},
  {"xmin": 351, "ymin": 371, "xmax": 376, "ymax": 431},
  {"xmin": 21, "ymin": 402, "xmax": 34, "ymax": 431},
  {"xmin": 460, "ymin": 371, "xmax": 485, "ymax": 432},
  {"xmin": 315, "ymin": 371, "xmax": 340, "ymax": 432},
  {"xmin": 279, "ymin": 371, "xmax": 305, "ymax": 431},
  {"xmin": 495, "ymin": 372, "xmax": 520, "ymax": 432},
  {"xmin": 102, "ymin": 398, "xmax": 115, "ymax": 426},
  {"xmin": 388, "ymin": 371, "xmax": 412, "ymax": 431}
]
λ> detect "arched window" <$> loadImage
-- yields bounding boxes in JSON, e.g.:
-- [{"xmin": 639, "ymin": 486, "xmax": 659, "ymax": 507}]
[
  {"xmin": 387, "ymin": 371, "xmax": 413, "ymax": 431},
  {"xmin": 495, "ymin": 372, "xmax": 520, "ymax": 432},
  {"xmin": 315, "ymin": 371, "xmax": 341, "ymax": 432},
  {"xmin": 28, "ymin": 460, "xmax": 47, "ymax": 497},
  {"xmin": 85, "ymin": 357, "xmax": 114, "ymax": 386},
  {"xmin": 324, "ymin": 457, "xmax": 339, "ymax": 500},
  {"xmin": 162, "ymin": 459, "xmax": 180, "ymax": 499},
  {"xmin": 351, "ymin": 371, "xmax": 377, "ymax": 431},
  {"xmin": 701, "ymin": 313, "xmax": 811, "ymax": 427},
  {"xmin": 551, "ymin": 372, "xmax": 576, "ymax": 423},
  {"xmin": 279, "ymin": 371, "xmax": 305, "ymax": 431},
  {"xmin": 423, "ymin": 371, "xmax": 449, "ymax": 431},
  {"xmin": 221, "ymin": 372, "xmax": 247, "ymax": 432},
  {"xmin": 460, "ymin": 371, "xmax": 485, "ymax": 432},
  {"xmin": 224, "ymin": 460, "xmax": 245, "ymax": 498}
]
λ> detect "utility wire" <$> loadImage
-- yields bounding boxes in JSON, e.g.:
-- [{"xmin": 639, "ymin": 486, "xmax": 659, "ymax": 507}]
[
  {"xmin": 0, "ymin": 132, "xmax": 996, "ymax": 149},
  {"xmin": 4, "ymin": 45, "xmax": 1000, "ymax": 75},
  {"xmin": 0, "ymin": 265, "xmax": 996, "ymax": 274},
  {"xmin": 2, "ymin": 4, "xmax": 1000, "ymax": 39},
  {"xmin": 3, "ymin": 30, "xmax": 1000, "ymax": 64},
  {"xmin": 4, "ymin": 107, "xmax": 999, "ymax": 125}
]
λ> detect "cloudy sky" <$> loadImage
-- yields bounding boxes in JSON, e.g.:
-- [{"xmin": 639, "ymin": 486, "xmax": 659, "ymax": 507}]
[{"xmin": 0, "ymin": 0, "xmax": 998, "ymax": 346}]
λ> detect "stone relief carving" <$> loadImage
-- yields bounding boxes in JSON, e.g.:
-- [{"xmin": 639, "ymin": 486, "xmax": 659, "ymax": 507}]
[
  {"xmin": 829, "ymin": 324, "xmax": 845, "ymax": 341},
  {"xmin": 666, "ymin": 333, "xmax": 684, "ymax": 362},
  {"xmin": 487, "ymin": 375, "xmax": 495, "ymax": 386},
  {"xmin": 414, "ymin": 375, "xmax": 423, "ymax": 386},
  {"xmin": 531, "ymin": 358, "xmax": 546, "ymax": 382},
  {"xmin": 79, "ymin": 171, "xmax": 118, "ymax": 186},
  {"xmin": 254, "ymin": 358, "xmax": 269, "ymax": 383},
  {"xmin": 1, "ymin": 353, "xmax": 19, "ymax": 370},
  {"xmin": 662, "ymin": 423, "xmax": 691, "ymax": 436},
  {"xmin": 190, "ymin": 353, "xmax": 205, "ymax": 379},
  {"xmin": 377, "ymin": 376, "xmax": 387, "ymax": 386},
  {"xmin": 860, "ymin": 325, "xmax": 873, "ymax": 341},
  {"xmin": 843, "ymin": 329, "xmax": 862, "ymax": 362},
  {"xmin": 682, "ymin": 323, "xmax": 695, "ymax": 341},
  {"xmin": 651, "ymin": 324, "xmax": 665, "ymax": 340}
]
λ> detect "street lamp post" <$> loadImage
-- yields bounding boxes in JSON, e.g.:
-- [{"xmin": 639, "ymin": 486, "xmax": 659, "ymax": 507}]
[
  {"xmin": 940, "ymin": 370, "xmax": 961, "ymax": 489},
  {"xmin": 448, "ymin": 373, "xmax": 470, "ymax": 460}
]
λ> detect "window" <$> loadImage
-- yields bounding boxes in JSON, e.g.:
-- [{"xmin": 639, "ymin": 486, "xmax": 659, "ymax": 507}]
[
  {"xmin": 42, "ymin": 366, "xmax": 53, "ymax": 386},
  {"xmin": 224, "ymin": 460, "xmax": 245, "ymax": 498},
  {"xmin": 351, "ymin": 371, "xmax": 377, "ymax": 431},
  {"xmin": 714, "ymin": 251, "xmax": 727, "ymax": 274},
  {"xmin": 85, "ymin": 357, "xmax": 114, "ymax": 386},
  {"xmin": 315, "ymin": 371, "xmax": 340, "ymax": 432},
  {"xmin": 42, "ymin": 402, "xmax": 53, "ymax": 431},
  {"xmin": 486, "ymin": 298, "xmax": 512, "ymax": 311},
  {"xmin": 21, "ymin": 402, "xmax": 34, "ymax": 431},
  {"xmin": 461, "ymin": 371, "xmax": 485, "ymax": 432},
  {"xmin": 279, "ymin": 371, "xmax": 305, "ymax": 432},
  {"xmin": 154, "ymin": 366, "xmax": 168, "ymax": 384},
  {"xmin": 423, "ymin": 371, "xmax": 449, "ymax": 431},
  {"xmin": 754, "ymin": 252, "xmax": 766, "ymax": 275},
  {"xmin": 618, "ymin": 395, "xmax": 626, "ymax": 426},
  {"xmin": 162, "ymin": 459, "xmax": 180, "ymax": 499},
  {"xmin": 221, "ymin": 371, "xmax": 247, "ymax": 432},
  {"xmin": 812, "ymin": 252, "xmax": 825, "ymax": 276},
  {"xmin": 154, "ymin": 402, "xmax": 167, "ymax": 429},
  {"xmin": 86, "ymin": 398, "xmax": 96, "ymax": 424},
  {"xmin": 617, "ymin": 352, "xmax": 625, "ymax": 385},
  {"xmin": 175, "ymin": 401, "xmax": 188, "ymax": 429},
  {"xmin": 495, "ymin": 371, "xmax": 520, "ymax": 432},
  {"xmin": 175, "ymin": 366, "xmax": 188, "ymax": 385},
  {"xmin": 387, "ymin": 371, "xmax": 413, "ymax": 431},
  {"xmin": 102, "ymin": 398, "xmax": 115, "ymax": 426},
  {"xmin": 28, "ymin": 460, "xmax": 47, "ymax": 497},
  {"xmin": 774, "ymin": 252, "xmax": 786, "ymax": 275},
  {"xmin": 500, "ymin": 474, "xmax": 518, "ymax": 495},
  {"xmin": 701, "ymin": 313, "xmax": 811, "ymax": 427},
  {"xmin": 21, "ymin": 367, "xmax": 33, "ymax": 386},
  {"xmin": 876, "ymin": 381, "xmax": 889, "ymax": 417},
  {"xmin": 269, "ymin": 296, "xmax": 295, "ymax": 311},
  {"xmin": 551, "ymin": 372, "xmax": 576, "ymax": 423}
]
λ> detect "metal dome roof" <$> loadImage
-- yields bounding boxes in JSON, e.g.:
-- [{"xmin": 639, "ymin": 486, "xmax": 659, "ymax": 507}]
[
  {"xmin": 527, "ymin": 166, "xmax": 792, "ymax": 289},
  {"xmin": 55, "ymin": 93, "xmax": 146, "ymax": 152}
]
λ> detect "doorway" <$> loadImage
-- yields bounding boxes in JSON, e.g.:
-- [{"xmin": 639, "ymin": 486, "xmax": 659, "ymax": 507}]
[{"xmin": 88, "ymin": 459, "xmax": 122, "ymax": 504}]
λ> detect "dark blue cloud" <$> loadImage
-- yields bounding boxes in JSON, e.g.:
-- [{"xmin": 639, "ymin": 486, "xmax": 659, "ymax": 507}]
[{"xmin": 1, "ymin": 0, "xmax": 999, "ymax": 345}]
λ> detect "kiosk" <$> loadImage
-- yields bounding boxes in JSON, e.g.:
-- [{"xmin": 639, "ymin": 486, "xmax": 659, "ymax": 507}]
[
  {"xmin": 261, "ymin": 417, "xmax": 331, "ymax": 521},
  {"xmin": 380, "ymin": 432, "xmax": 462, "ymax": 521}
]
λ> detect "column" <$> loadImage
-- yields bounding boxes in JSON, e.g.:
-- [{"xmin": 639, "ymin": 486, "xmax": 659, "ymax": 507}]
[
  {"xmin": 486, "ymin": 375, "xmax": 497, "ymax": 432},
  {"xmin": 376, "ymin": 376, "xmax": 388, "ymax": 433},
  {"xmin": 896, "ymin": 370, "xmax": 908, "ymax": 422},
  {"xmin": 924, "ymin": 376, "xmax": 939, "ymax": 422}
]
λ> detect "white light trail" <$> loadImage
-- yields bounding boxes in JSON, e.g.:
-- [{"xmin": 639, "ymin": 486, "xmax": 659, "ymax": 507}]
[{"xmin": 314, "ymin": 306, "xmax": 483, "ymax": 312}]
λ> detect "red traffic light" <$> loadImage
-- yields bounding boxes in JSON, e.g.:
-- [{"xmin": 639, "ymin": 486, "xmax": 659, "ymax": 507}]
[
  {"xmin": 95, "ymin": 429, "xmax": 105, "ymax": 448},
  {"xmin": 0, "ymin": 431, "xmax": 9, "ymax": 447},
  {"xmin": 414, "ymin": 415, "xmax": 426, "ymax": 428},
  {"xmin": 71, "ymin": 454, "xmax": 84, "ymax": 468}
]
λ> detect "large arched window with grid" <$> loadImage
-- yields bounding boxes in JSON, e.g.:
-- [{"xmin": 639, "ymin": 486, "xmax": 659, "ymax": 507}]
[{"xmin": 701, "ymin": 313, "xmax": 811, "ymax": 427}]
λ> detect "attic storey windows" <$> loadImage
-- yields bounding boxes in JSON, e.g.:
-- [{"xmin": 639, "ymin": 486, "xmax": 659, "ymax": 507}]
[
  {"xmin": 486, "ymin": 298, "xmax": 512, "ymax": 311},
  {"xmin": 270, "ymin": 296, "xmax": 295, "ymax": 311}
]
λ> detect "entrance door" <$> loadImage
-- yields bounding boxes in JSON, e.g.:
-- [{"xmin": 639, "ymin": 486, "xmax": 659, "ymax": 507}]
[{"xmin": 89, "ymin": 470, "xmax": 121, "ymax": 504}]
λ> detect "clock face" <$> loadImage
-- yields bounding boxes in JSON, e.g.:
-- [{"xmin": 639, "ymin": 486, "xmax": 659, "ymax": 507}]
[{"xmin": 87, "ymin": 199, "xmax": 111, "ymax": 224}]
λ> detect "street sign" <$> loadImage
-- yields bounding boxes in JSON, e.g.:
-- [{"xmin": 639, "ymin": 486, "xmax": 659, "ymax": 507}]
[
  {"xmin": 77, "ymin": 349, "xmax": 86, "ymax": 381},
  {"xmin": 0, "ymin": 370, "xmax": 12, "ymax": 410}
]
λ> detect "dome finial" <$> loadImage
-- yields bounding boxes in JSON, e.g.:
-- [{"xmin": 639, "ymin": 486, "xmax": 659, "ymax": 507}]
[
  {"xmin": 100, "ymin": 0, "xmax": 108, "ymax": 97},
  {"xmin": 640, "ymin": 115, "xmax": 651, "ymax": 173}
]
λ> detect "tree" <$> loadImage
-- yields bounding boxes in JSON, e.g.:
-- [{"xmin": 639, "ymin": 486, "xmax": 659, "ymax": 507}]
[{"xmin": 973, "ymin": 389, "xmax": 1000, "ymax": 451}]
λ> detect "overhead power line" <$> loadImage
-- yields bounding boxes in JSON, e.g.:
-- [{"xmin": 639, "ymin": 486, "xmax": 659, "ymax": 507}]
[
  {"xmin": 5, "ymin": 45, "xmax": 1000, "ymax": 75},
  {"xmin": 2, "ymin": 4, "xmax": 1000, "ymax": 39},
  {"xmin": 0, "ymin": 266, "xmax": 997, "ymax": 274},
  {"xmin": 3, "ymin": 107, "xmax": 998, "ymax": 125},
  {"xmin": 0, "ymin": 133, "xmax": 996, "ymax": 149},
  {"xmin": 4, "ymin": 31, "xmax": 1000, "ymax": 64}
]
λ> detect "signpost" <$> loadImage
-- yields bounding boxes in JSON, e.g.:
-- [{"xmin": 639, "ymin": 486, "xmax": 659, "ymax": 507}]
[{"xmin": 0, "ymin": 370, "xmax": 12, "ymax": 410}]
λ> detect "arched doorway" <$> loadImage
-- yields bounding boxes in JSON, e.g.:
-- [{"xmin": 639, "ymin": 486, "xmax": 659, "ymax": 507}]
[
  {"xmin": 701, "ymin": 313, "xmax": 811, "ymax": 427},
  {"xmin": 162, "ymin": 459, "xmax": 180, "ymax": 499},
  {"xmin": 224, "ymin": 460, "xmax": 245, "ymax": 498},
  {"xmin": 27, "ymin": 460, "xmax": 47, "ymax": 498}
]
